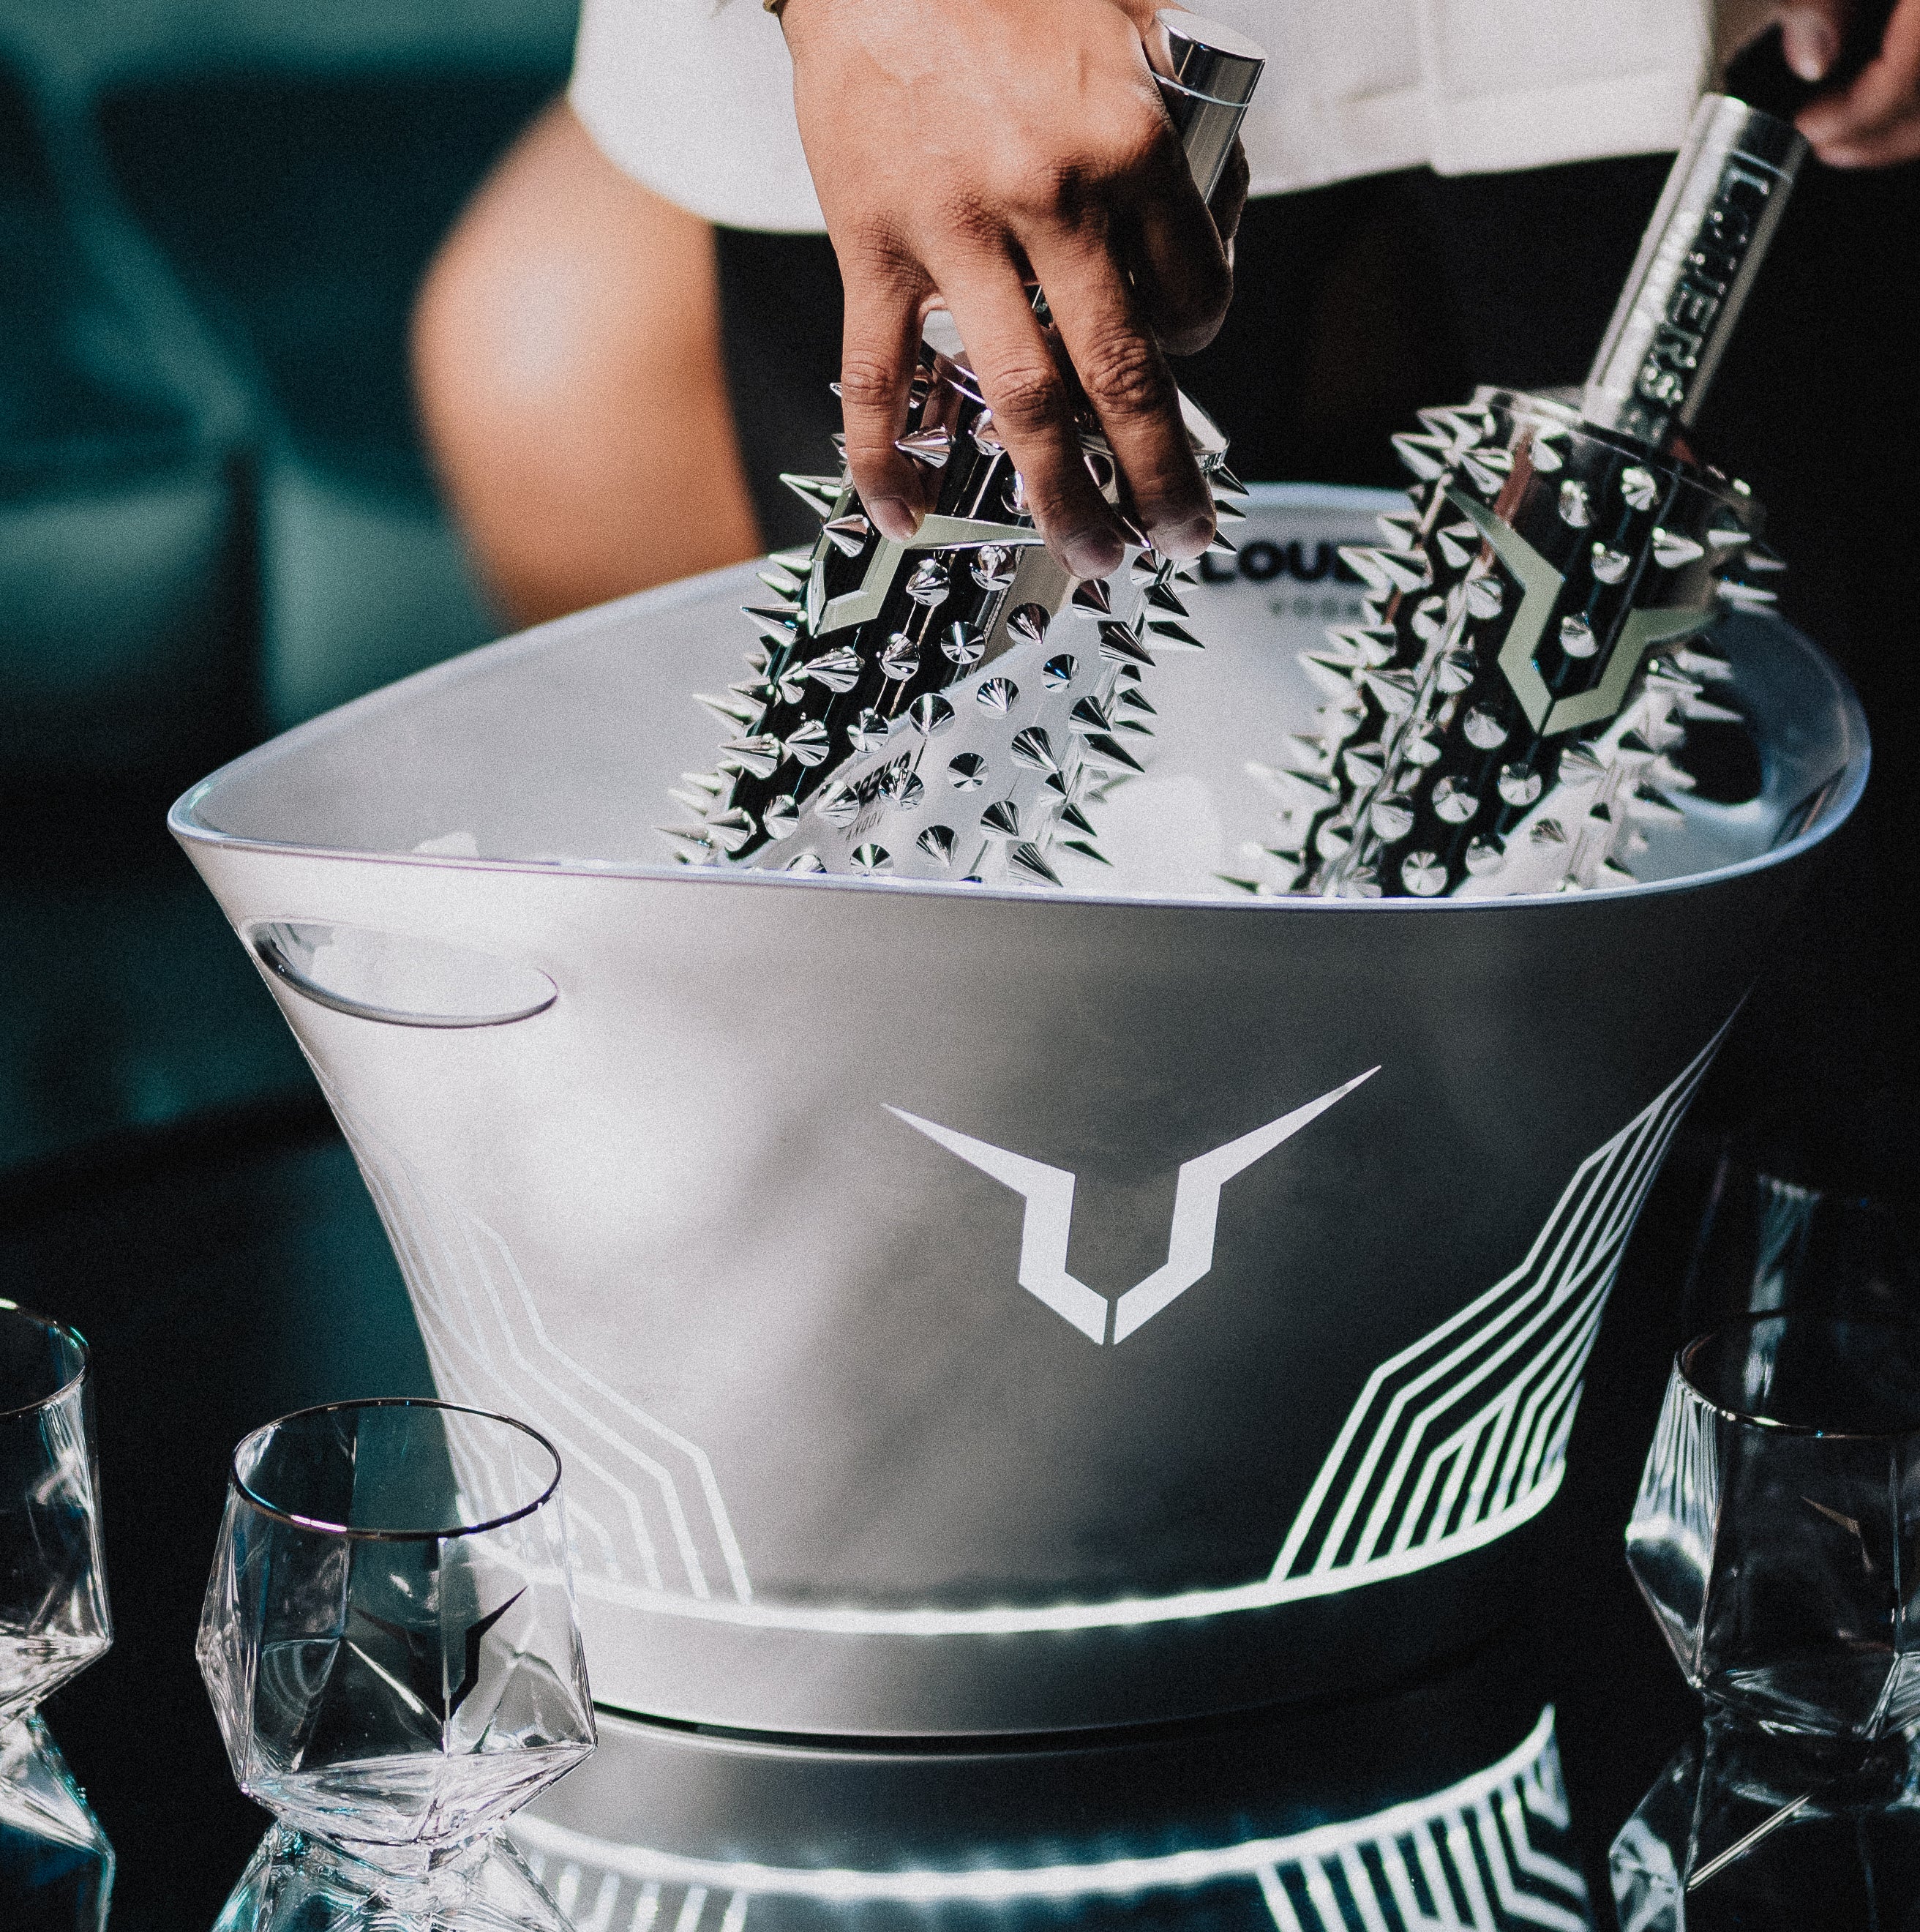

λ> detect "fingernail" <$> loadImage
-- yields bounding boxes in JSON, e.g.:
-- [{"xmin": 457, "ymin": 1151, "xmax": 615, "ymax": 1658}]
[
  {"xmin": 1782, "ymin": 14, "xmax": 1839, "ymax": 81},
  {"xmin": 1063, "ymin": 531, "xmax": 1126, "ymax": 581},
  {"xmin": 1153, "ymin": 512, "xmax": 1218, "ymax": 562},
  {"xmin": 868, "ymin": 495, "xmax": 920, "ymax": 542}
]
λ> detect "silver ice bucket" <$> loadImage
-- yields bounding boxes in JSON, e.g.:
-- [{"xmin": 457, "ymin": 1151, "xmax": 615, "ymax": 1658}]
[{"xmin": 172, "ymin": 485, "xmax": 1867, "ymax": 1736}]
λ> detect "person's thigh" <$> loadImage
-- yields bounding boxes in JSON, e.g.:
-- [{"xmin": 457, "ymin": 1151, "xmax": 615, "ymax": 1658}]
[{"xmin": 413, "ymin": 100, "xmax": 761, "ymax": 625}]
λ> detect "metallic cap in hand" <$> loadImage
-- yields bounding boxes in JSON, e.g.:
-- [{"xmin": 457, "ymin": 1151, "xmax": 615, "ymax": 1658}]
[{"xmin": 1152, "ymin": 9, "xmax": 1266, "ymax": 202}]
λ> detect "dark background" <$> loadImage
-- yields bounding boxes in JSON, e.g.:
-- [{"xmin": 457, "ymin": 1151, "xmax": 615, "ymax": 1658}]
[{"xmin": 2, "ymin": 7, "xmax": 1915, "ymax": 1925}]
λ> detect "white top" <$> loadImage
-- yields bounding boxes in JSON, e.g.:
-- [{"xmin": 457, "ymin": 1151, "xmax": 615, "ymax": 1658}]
[{"xmin": 571, "ymin": 0, "xmax": 1724, "ymax": 234}]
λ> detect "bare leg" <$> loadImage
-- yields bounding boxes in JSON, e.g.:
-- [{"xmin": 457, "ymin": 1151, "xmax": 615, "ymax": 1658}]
[{"xmin": 413, "ymin": 100, "xmax": 762, "ymax": 626}]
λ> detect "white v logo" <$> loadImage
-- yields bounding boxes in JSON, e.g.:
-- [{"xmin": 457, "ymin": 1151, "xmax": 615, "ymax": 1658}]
[{"xmin": 888, "ymin": 1069, "xmax": 1377, "ymax": 1344}]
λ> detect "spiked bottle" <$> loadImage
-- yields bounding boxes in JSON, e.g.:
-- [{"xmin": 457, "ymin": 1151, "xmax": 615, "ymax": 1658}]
[
  {"xmin": 666, "ymin": 10, "xmax": 1264, "ymax": 887},
  {"xmin": 1256, "ymin": 94, "xmax": 1805, "ymax": 900}
]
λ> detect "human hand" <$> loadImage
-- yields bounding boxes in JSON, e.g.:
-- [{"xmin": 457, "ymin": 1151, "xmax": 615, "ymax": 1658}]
[
  {"xmin": 1764, "ymin": 1, "xmax": 1920, "ymax": 165},
  {"xmin": 781, "ymin": 0, "xmax": 1242, "ymax": 580}
]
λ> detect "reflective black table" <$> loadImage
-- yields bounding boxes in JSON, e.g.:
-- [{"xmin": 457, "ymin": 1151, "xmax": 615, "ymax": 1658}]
[{"xmin": 0, "ymin": 1104, "xmax": 1885, "ymax": 1931}]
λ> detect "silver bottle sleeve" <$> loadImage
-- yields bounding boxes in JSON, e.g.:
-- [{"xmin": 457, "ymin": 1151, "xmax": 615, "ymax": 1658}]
[{"xmin": 1581, "ymin": 93, "xmax": 1807, "ymax": 447}]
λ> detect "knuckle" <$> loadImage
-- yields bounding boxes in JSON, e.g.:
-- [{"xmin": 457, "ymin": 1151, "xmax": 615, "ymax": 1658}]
[
  {"xmin": 986, "ymin": 359, "xmax": 1070, "ymax": 437},
  {"xmin": 836, "ymin": 348, "xmax": 904, "ymax": 414},
  {"xmin": 1076, "ymin": 326, "xmax": 1169, "ymax": 419}
]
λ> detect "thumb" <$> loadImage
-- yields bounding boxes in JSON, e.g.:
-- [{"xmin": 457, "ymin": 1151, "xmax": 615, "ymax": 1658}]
[{"xmin": 1778, "ymin": 0, "xmax": 1850, "ymax": 80}]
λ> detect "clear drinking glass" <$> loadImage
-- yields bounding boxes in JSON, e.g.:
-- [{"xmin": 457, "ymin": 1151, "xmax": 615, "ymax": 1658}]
[
  {"xmin": 1627, "ymin": 1314, "xmax": 1920, "ymax": 1739},
  {"xmin": 0, "ymin": 1302, "xmax": 114, "ymax": 1928},
  {"xmin": 1681, "ymin": 1145, "xmax": 1919, "ymax": 1336},
  {"xmin": 199, "ymin": 1399, "xmax": 596, "ymax": 1930}
]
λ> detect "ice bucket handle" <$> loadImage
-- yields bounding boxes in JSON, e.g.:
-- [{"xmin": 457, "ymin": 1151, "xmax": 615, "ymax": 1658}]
[{"xmin": 249, "ymin": 921, "xmax": 557, "ymax": 1029}]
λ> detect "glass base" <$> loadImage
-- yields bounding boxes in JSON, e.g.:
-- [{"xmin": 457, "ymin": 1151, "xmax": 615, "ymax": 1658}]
[
  {"xmin": 0, "ymin": 1715, "xmax": 114, "ymax": 1932},
  {"xmin": 1610, "ymin": 1717, "xmax": 1920, "ymax": 1930},
  {"xmin": 214, "ymin": 1822, "xmax": 574, "ymax": 1932}
]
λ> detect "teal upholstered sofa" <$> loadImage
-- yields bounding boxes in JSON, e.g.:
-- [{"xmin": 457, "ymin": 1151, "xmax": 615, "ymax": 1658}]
[{"xmin": 1, "ymin": 0, "xmax": 576, "ymax": 1172}]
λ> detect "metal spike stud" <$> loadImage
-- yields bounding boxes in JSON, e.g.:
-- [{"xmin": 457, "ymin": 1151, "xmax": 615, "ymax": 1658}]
[
  {"xmin": 785, "ymin": 720, "xmax": 831, "ymax": 767},
  {"xmin": 848, "ymin": 708, "xmax": 891, "ymax": 754},
  {"xmin": 823, "ymin": 514, "xmax": 872, "ymax": 557},
  {"xmin": 895, "ymin": 429, "xmax": 954, "ymax": 467},
  {"xmin": 1400, "ymin": 851, "xmax": 1447, "ymax": 896},
  {"xmin": 905, "ymin": 558, "xmax": 950, "ymax": 607},
  {"xmin": 980, "ymin": 800, "xmax": 1021, "ymax": 841},
  {"xmin": 742, "ymin": 604, "xmax": 800, "ymax": 639},
  {"xmin": 1069, "ymin": 579, "xmax": 1114, "ymax": 620},
  {"xmin": 1079, "ymin": 733, "xmax": 1145, "ymax": 775},
  {"xmin": 947, "ymin": 753, "xmax": 986, "ymax": 790},
  {"xmin": 1008, "ymin": 842, "xmax": 1063, "ymax": 888},
  {"xmin": 1145, "ymin": 621, "xmax": 1204, "ymax": 652},
  {"xmin": 803, "ymin": 645, "xmax": 862, "ymax": 692},
  {"xmin": 695, "ymin": 693, "xmax": 758, "ymax": 728},
  {"xmin": 1651, "ymin": 528, "xmax": 1706, "ymax": 569},
  {"xmin": 704, "ymin": 808, "xmax": 758, "ymax": 854},
  {"xmin": 719, "ymin": 735, "xmax": 783, "ymax": 781},
  {"xmin": 1008, "ymin": 603, "xmax": 1050, "ymax": 646},
  {"xmin": 1619, "ymin": 465, "xmax": 1659, "ymax": 511},
  {"xmin": 761, "ymin": 795, "xmax": 800, "ymax": 840},
  {"xmin": 910, "ymin": 693, "xmax": 955, "ymax": 736},
  {"xmin": 779, "ymin": 473, "xmax": 842, "ymax": 517},
  {"xmin": 1098, "ymin": 624, "xmax": 1155, "ymax": 669},
  {"xmin": 976, "ymin": 676, "xmax": 1019, "ymax": 714},
  {"xmin": 942, "ymin": 622, "xmax": 986, "ymax": 666},
  {"xmin": 917, "ymin": 825, "xmax": 956, "ymax": 866},
  {"xmin": 1391, "ymin": 433, "xmax": 1450, "ymax": 482},
  {"xmin": 1010, "ymin": 727, "xmax": 1057, "ymax": 774}
]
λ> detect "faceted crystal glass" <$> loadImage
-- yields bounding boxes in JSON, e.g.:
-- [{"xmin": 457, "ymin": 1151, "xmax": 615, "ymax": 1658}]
[
  {"xmin": 1, "ymin": 1303, "xmax": 114, "ymax": 1927},
  {"xmin": 1681, "ymin": 1147, "xmax": 1919, "ymax": 1335},
  {"xmin": 1627, "ymin": 1314, "xmax": 1920, "ymax": 1738},
  {"xmin": 198, "ymin": 1399, "xmax": 595, "ymax": 1900}
]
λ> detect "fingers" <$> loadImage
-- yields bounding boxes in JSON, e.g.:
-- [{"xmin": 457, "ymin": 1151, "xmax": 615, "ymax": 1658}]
[
  {"xmin": 1126, "ymin": 127, "xmax": 1234, "ymax": 355},
  {"xmin": 1030, "ymin": 228, "xmax": 1215, "ymax": 558},
  {"xmin": 1778, "ymin": 1, "xmax": 1847, "ymax": 80},
  {"xmin": 1799, "ymin": 0, "xmax": 1920, "ymax": 165},
  {"xmin": 1209, "ymin": 139, "xmax": 1252, "ymax": 253},
  {"xmin": 939, "ymin": 250, "xmax": 1128, "ymax": 580},
  {"xmin": 837, "ymin": 238, "xmax": 935, "ymax": 540}
]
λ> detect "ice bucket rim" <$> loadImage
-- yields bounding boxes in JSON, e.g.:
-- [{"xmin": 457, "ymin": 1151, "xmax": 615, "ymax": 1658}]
[{"xmin": 168, "ymin": 484, "xmax": 1870, "ymax": 918}]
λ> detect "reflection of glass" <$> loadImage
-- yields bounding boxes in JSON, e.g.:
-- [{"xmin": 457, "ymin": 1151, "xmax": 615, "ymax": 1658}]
[
  {"xmin": 0, "ymin": 1303, "xmax": 114, "ymax": 1929},
  {"xmin": 199, "ymin": 1399, "xmax": 596, "ymax": 1930},
  {"xmin": 1610, "ymin": 1714, "xmax": 1919, "ymax": 1930},
  {"xmin": 1627, "ymin": 1314, "xmax": 1920, "ymax": 1739}
]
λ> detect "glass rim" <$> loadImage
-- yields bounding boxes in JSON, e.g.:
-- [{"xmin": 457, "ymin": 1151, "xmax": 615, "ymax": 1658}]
[
  {"xmin": 1678, "ymin": 1311, "xmax": 1920, "ymax": 1441},
  {"xmin": 230, "ymin": 1396, "xmax": 563, "ymax": 1541},
  {"xmin": 0, "ymin": 1299, "xmax": 91, "ymax": 1421}
]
